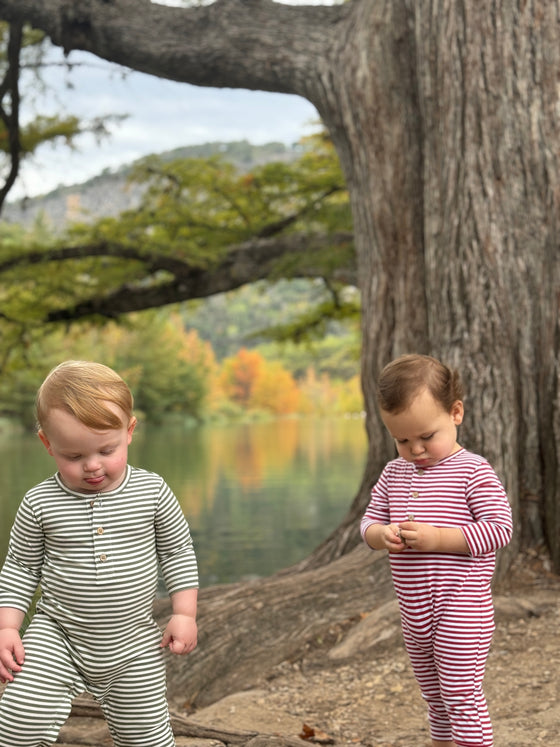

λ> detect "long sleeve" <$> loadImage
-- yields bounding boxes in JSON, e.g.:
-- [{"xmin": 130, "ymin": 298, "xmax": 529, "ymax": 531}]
[
  {"xmin": 155, "ymin": 481, "xmax": 198, "ymax": 594},
  {"xmin": 460, "ymin": 462, "xmax": 513, "ymax": 556},
  {"xmin": 0, "ymin": 496, "xmax": 44, "ymax": 612},
  {"xmin": 360, "ymin": 463, "xmax": 392, "ymax": 540},
  {"xmin": 359, "ymin": 450, "xmax": 513, "ymax": 558}
]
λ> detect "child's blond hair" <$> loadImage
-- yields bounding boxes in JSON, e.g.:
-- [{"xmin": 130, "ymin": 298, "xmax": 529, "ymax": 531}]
[
  {"xmin": 377, "ymin": 354, "xmax": 463, "ymax": 414},
  {"xmin": 36, "ymin": 360, "xmax": 134, "ymax": 432}
]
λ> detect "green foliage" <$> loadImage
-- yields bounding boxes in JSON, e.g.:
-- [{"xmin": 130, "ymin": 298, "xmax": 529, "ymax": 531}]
[
  {"xmin": 0, "ymin": 20, "xmax": 362, "ymax": 424},
  {"xmin": 16, "ymin": 115, "xmax": 80, "ymax": 155},
  {"xmin": 252, "ymin": 291, "xmax": 361, "ymax": 345},
  {"xmin": 0, "ymin": 21, "xmax": 45, "ymax": 61},
  {"xmin": 181, "ymin": 278, "xmax": 360, "ymax": 362},
  {"xmin": 180, "ymin": 278, "xmax": 362, "ymax": 384},
  {"xmin": 76, "ymin": 131, "xmax": 352, "ymax": 275},
  {"xmin": 1, "ymin": 131, "xmax": 355, "ymax": 357},
  {"xmin": 180, "ymin": 279, "xmax": 325, "ymax": 358},
  {"xmin": 257, "ymin": 333, "xmax": 361, "ymax": 381},
  {"xmin": 107, "ymin": 313, "xmax": 212, "ymax": 424},
  {"xmin": 0, "ymin": 310, "xmax": 215, "ymax": 426},
  {"xmin": 0, "ymin": 130, "xmax": 359, "ymax": 423},
  {"xmin": 0, "ymin": 299, "xmax": 362, "ymax": 427}
]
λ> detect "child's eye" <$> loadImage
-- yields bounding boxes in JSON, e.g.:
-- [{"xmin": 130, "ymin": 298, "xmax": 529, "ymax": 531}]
[
  {"xmin": 396, "ymin": 439, "xmax": 408, "ymax": 445},
  {"xmin": 100, "ymin": 449, "xmax": 115, "ymax": 456},
  {"xmin": 422, "ymin": 433, "xmax": 435, "ymax": 441}
]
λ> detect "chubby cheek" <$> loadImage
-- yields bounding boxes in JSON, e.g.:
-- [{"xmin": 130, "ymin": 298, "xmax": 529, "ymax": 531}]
[
  {"xmin": 108, "ymin": 452, "xmax": 128, "ymax": 475},
  {"xmin": 429, "ymin": 437, "xmax": 450, "ymax": 457},
  {"xmin": 395, "ymin": 444, "xmax": 411, "ymax": 461},
  {"xmin": 57, "ymin": 462, "xmax": 83, "ymax": 487}
]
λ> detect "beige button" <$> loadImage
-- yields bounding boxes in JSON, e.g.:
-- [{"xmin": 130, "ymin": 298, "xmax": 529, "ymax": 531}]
[
  {"xmin": 417, "ymin": 469, "xmax": 424, "ymax": 475},
  {"xmin": 99, "ymin": 553, "xmax": 107, "ymax": 562},
  {"xmin": 90, "ymin": 500, "xmax": 96, "ymax": 508},
  {"xmin": 412, "ymin": 491, "xmax": 419, "ymax": 498},
  {"xmin": 97, "ymin": 527, "xmax": 104, "ymax": 535}
]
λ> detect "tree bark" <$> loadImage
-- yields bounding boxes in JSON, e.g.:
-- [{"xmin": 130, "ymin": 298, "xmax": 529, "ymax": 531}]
[
  {"xmin": 413, "ymin": 1, "xmax": 560, "ymax": 574},
  {"xmin": 156, "ymin": 544, "xmax": 393, "ymax": 707},
  {"xmin": 1, "ymin": 0, "xmax": 559, "ymax": 573}
]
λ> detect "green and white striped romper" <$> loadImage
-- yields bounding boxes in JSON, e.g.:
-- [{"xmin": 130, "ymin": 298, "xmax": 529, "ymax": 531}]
[{"xmin": 0, "ymin": 465, "xmax": 198, "ymax": 746}]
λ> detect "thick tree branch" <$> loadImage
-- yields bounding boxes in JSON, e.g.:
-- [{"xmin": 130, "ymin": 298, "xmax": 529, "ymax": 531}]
[
  {"xmin": 33, "ymin": 231, "xmax": 355, "ymax": 322},
  {"xmin": 0, "ymin": 21, "xmax": 23, "ymax": 211},
  {"xmin": 0, "ymin": 0, "xmax": 351, "ymax": 104}
]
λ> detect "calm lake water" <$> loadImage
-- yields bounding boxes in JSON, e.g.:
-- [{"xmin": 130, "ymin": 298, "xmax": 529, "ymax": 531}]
[{"xmin": 0, "ymin": 418, "xmax": 367, "ymax": 587}]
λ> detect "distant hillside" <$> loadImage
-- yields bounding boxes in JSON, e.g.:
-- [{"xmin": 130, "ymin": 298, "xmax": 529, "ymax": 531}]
[{"xmin": 3, "ymin": 140, "xmax": 300, "ymax": 232}]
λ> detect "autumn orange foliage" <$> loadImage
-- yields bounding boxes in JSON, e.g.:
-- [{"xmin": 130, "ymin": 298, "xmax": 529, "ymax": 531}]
[{"xmin": 219, "ymin": 348, "xmax": 302, "ymax": 414}]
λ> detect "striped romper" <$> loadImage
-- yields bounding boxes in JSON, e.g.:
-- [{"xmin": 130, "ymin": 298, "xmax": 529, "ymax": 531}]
[
  {"xmin": 360, "ymin": 449, "xmax": 512, "ymax": 747},
  {"xmin": 0, "ymin": 465, "xmax": 198, "ymax": 747}
]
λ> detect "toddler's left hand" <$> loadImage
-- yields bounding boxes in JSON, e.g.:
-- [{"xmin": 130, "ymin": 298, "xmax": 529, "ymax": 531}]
[
  {"xmin": 398, "ymin": 521, "xmax": 441, "ymax": 552},
  {"xmin": 161, "ymin": 614, "xmax": 197, "ymax": 655}
]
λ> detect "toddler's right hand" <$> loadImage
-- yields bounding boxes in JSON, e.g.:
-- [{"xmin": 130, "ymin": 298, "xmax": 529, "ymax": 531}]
[
  {"xmin": 384, "ymin": 523, "xmax": 407, "ymax": 553},
  {"xmin": 0, "ymin": 628, "xmax": 25, "ymax": 683}
]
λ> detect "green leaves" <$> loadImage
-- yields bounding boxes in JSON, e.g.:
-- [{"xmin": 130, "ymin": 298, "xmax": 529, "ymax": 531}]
[{"xmin": 0, "ymin": 132, "xmax": 357, "ymax": 420}]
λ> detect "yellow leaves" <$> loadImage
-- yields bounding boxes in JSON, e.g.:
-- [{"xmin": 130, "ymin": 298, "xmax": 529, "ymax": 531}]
[{"xmin": 216, "ymin": 348, "xmax": 361, "ymax": 418}]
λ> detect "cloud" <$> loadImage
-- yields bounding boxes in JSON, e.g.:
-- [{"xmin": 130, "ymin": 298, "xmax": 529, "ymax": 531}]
[{"xmin": 12, "ymin": 49, "xmax": 321, "ymax": 201}]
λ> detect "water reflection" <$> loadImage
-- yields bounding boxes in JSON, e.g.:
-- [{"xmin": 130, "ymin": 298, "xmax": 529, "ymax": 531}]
[{"xmin": 0, "ymin": 418, "xmax": 367, "ymax": 586}]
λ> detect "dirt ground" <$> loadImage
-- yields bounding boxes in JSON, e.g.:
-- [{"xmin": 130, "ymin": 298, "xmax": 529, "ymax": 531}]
[
  {"xmin": 0, "ymin": 548, "xmax": 557, "ymax": 747},
  {"xmin": 181, "ymin": 555, "xmax": 559, "ymax": 747},
  {"xmin": 227, "ymin": 594, "xmax": 559, "ymax": 747},
  {"xmin": 45, "ymin": 548, "xmax": 559, "ymax": 747}
]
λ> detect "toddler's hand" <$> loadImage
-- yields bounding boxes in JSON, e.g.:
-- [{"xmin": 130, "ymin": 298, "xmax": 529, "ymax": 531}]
[
  {"xmin": 384, "ymin": 523, "xmax": 407, "ymax": 553},
  {"xmin": 398, "ymin": 521, "xmax": 440, "ymax": 552},
  {"xmin": 0, "ymin": 628, "xmax": 25, "ymax": 683},
  {"xmin": 161, "ymin": 614, "xmax": 197, "ymax": 655}
]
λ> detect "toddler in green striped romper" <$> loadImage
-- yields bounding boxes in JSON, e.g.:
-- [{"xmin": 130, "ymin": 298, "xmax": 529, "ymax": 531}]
[{"xmin": 0, "ymin": 361, "xmax": 199, "ymax": 746}]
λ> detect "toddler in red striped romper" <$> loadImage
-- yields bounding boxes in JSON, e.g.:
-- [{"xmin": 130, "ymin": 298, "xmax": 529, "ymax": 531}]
[{"xmin": 361, "ymin": 354, "xmax": 512, "ymax": 747}]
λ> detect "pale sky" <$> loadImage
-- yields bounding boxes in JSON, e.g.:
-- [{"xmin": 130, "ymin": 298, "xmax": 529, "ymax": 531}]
[{"xmin": 10, "ymin": 1, "xmax": 335, "ymax": 201}]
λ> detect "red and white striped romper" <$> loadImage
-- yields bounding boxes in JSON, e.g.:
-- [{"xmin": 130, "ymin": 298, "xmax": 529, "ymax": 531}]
[{"xmin": 361, "ymin": 448, "xmax": 513, "ymax": 747}]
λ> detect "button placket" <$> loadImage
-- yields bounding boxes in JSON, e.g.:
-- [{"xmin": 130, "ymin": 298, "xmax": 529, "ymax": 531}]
[
  {"xmin": 90, "ymin": 495, "xmax": 111, "ymax": 571},
  {"xmin": 407, "ymin": 468, "xmax": 423, "ymax": 519}
]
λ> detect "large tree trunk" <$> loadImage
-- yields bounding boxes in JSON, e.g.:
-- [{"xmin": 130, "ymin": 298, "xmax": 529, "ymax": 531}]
[
  {"xmin": 416, "ymin": 1, "xmax": 559, "ymax": 574},
  {"xmin": 1, "ymin": 0, "xmax": 559, "ymax": 574},
  {"xmin": 303, "ymin": 0, "xmax": 560, "ymax": 578}
]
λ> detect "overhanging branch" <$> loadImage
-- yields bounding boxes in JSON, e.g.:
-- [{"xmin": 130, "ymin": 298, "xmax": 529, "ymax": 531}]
[
  {"xmin": 0, "ymin": 21, "xmax": 23, "ymax": 211},
  {"xmin": 39, "ymin": 230, "xmax": 355, "ymax": 323}
]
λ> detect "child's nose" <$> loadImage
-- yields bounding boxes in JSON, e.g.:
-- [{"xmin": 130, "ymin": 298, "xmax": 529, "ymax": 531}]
[
  {"xmin": 84, "ymin": 456, "xmax": 101, "ymax": 472},
  {"xmin": 410, "ymin": 441, "xmax": 425, "ymax": 455}
]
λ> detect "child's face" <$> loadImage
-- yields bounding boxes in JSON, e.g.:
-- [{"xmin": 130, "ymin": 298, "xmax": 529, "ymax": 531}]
[
  {"xmin": 381, "ymin": 387, "xmax": 463, "ymax": 468},
  {"xmin": 38, "ymin": 404, "xmax": 137, "ymax": 494}
]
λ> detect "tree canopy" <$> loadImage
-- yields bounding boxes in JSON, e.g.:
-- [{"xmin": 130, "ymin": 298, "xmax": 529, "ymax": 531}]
[{"xmin": 0, "ymin": 134, "xmax": 356, "ymax": 377}]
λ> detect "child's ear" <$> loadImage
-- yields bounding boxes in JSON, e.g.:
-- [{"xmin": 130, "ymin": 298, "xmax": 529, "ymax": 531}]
[
  {"xmin": 127, "ymin": 416, "xmax": 137, "ymax": 443},
  {"xmin": 38, "ymin": 429, "xmax": 53, "ymax": 455},
  {"xmin": 451, "ymin": 400, "xmax": 464, "ymax": 425}
]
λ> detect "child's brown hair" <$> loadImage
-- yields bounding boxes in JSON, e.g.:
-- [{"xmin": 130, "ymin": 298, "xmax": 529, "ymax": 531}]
[
  {"xmin": 36, "ymin": 360, "xmax": 134, "ymax": 432},
  {"xmin": 377, "ymin": 354, "xmax": 463, "ymax": 414}
]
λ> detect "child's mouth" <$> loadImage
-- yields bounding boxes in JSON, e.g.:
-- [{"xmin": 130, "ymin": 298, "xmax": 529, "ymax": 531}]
[{"xmin": 85, "ymin": 476, "xmax": 105, "ymax": 485}]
